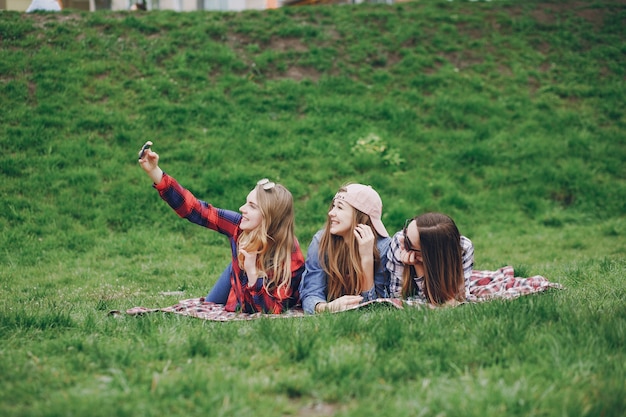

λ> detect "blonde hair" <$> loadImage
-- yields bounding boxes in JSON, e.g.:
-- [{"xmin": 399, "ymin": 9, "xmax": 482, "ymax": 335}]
[
  {"xmin": 319, "ymin": 185, "xmax": 382, "ymax": 301},
  {"xmin": 401, "ymin": 213, "xmax": 464, "ymax": 304},
  {"xmin": 237, "ymin": 182, "xmax": 296, "ymax": 293}
]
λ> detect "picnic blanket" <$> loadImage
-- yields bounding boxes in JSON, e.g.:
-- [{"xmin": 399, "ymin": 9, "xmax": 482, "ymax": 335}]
[{"xmin": 111, "ymin": 266, "xmax": 563, "ymax": 321}]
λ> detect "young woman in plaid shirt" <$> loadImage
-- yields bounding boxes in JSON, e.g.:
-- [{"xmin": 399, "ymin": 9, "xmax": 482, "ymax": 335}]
[
  {"xmin": 386, "ymin": 212, "xmax": 474, "ymax": 306},
  {"xmin": 299, "ymin": 184, "xmax": 391, "ymax": 314},
  {"xmin": 138, "ymin": 142, "xmax": 305, "ymax": 314}
]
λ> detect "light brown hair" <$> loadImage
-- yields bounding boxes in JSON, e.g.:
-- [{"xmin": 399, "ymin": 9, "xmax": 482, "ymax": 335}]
[
  {"xmin": 318, "ymin": 186, "xmax": 382, "ymax": 301},
  {"xmin": 238, "ymin": 183, "xmax": 296, "ymax": 292}
]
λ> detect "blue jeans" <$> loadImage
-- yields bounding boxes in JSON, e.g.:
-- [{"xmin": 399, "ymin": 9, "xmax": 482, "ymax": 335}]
[{"xmin": 205, "ymin": 264, "xmax": 232, "ymax": 304}]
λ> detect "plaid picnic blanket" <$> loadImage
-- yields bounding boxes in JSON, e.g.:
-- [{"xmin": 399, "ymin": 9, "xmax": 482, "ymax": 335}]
[
  {"xmin": 112, "ymin": 266, "xmax": 563, "ymax": 321},
  {"xmin": 468, "ymin": 265, "xmax": 564, "ymax": 301},
  {"xmin": 118, "ymin": 299, "xmax": 308, "ymax": 321}
]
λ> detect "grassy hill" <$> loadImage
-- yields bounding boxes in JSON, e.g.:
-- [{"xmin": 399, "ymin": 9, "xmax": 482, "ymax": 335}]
[{"xmin": 1, "ymin": 1, "xmax": 625, "ymax": 416}]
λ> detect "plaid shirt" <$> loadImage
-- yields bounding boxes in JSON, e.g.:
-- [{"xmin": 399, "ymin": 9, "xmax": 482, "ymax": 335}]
[
  {"xmin": 155, "ymin": 173, "xmax": 305, "ymax": 314},
  {"xmin": 386, "ymin": 230, "xmax": 474, "ymax": 301}
]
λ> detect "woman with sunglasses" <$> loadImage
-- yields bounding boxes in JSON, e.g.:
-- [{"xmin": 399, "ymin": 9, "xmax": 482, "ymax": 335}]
[
  {"xmin": 299, "ymin": 183, "xmax": 391, "ymax": 314},
  {"xmin": 387, "ymin": 212, "xmax": 474, "ymax": 306},
  {"xmin": 138, "ymin": 141, "xmax": 305, "ymax": 314}
]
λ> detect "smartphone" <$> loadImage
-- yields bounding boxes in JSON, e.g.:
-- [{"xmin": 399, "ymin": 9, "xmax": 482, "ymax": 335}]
[{"xmin": 138, "ymin": 142, "xmax": 152, "ymax": 160}]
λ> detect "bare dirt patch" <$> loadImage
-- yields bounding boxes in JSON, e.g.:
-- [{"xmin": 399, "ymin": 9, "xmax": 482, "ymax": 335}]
[
  {"xmin": 270, "ymin": 37, "xmax": 309, "ymax": 53},
  {"xmin": 275, "ymin": 65, "xmax": 321, "ymax": 82},
  {"xmin": 530, "ymin": 1, "xmax": 613, "ymax": 27}
]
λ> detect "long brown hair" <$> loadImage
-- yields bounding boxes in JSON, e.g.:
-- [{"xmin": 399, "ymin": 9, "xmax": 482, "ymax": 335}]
[
  {"xmin": 401, "ymin": 212, "xmax": 464, "ymax": 304},
  {"xmin": 238, "ymin": 182, "xmax": 296, "ymax": 293},
  {"xmin": 318, "ymin": 187, "xmax": 382, "ymax": 301}
]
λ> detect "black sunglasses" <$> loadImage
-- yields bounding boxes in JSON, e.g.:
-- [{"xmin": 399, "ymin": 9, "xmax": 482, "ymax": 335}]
[{"xmin": 403, "ymin": 219, "xmax": 421, "ymax": 253}]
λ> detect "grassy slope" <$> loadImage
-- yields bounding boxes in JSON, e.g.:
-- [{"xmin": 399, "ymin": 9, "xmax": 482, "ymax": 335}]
[{"xmin": 1, "ymin": 1, "xmax": 625, "ymax": 416}]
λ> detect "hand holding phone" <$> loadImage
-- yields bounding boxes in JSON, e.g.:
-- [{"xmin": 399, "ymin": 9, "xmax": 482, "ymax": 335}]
[
  {"xmin": 137, "ymin": 141, "xmax": 163, "ymax": 184},
  {"xmin": 138, "ymin": 141, "xmax": 153, "ymax": 160}
]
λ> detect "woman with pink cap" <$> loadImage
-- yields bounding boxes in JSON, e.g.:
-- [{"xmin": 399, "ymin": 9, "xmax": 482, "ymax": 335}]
[{"xmin": 299, "ymin": 183, "xmax": 391, "ymax": 314}]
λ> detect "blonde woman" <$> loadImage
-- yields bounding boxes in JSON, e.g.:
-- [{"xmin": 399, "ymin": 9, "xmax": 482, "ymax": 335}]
[
  {"xmin": 299, "ymin": 184, "xmax": 391, "ymax": 313},
  {"xmin": 138, "ymin": 141, "xmax": 304, "ymax": 314},
  {"xmin": 387, "ymin": 212, "xmax": 474, "ymax": 306}
]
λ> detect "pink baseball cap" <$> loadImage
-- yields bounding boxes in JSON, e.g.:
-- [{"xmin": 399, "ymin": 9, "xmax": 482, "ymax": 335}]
[{"xmin": 334, "ymin": 184, "xmax": 389, "ymax": 237}]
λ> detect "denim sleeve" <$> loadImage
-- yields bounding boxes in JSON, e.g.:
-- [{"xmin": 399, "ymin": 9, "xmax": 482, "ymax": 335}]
[
  {"xmin": 371, "ymin": 236, "xmax": 391, "ymax": 299},
  {"xmin": 299, "ymin": 231, "xmax": 328, "ymax": 314},
  {"xmin": 360, "ymin": 286, "xmax": 378, "ymax": 302}
]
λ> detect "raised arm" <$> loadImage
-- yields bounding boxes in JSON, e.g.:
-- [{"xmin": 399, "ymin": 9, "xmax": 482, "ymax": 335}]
[{"xmin": 137, "ymin": 141, "xmax": 163, "ymax": 185}]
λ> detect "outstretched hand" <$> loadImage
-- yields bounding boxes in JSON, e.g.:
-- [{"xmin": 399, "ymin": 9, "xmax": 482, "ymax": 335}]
[{"xmin": 137, "ymin": 141, "xmax": 163, "ymax": 184}]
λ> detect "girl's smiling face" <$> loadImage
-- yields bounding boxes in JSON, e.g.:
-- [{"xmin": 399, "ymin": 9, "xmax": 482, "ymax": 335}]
[
  {"xmin": 239, "ymin": 189, "xmax": 264, "ymax": 231},
  {"xmin": 327, "ymin": 196, "xmax": 355, "ymax": 239}
]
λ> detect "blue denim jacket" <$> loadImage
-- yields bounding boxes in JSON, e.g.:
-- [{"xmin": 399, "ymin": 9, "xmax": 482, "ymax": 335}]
[{"xmin": 299, "ymin": 229, "xmax": 391, "ymax": 314}]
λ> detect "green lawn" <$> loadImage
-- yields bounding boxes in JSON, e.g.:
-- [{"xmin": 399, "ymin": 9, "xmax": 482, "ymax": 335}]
[{"xmin": 1, "ymin": 1, "xmax": 625, "ymax": 415}]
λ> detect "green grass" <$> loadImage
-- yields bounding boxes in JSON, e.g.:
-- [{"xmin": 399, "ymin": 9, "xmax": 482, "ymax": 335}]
[{"xmin": 1, "ymin": 1, "xmax": 625, "ymax": 415}]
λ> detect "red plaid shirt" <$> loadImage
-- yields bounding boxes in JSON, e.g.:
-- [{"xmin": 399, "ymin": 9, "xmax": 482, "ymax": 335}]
[{"xmin": 155, "ymin": 173, "xmax": 305, "ymax": 313}]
